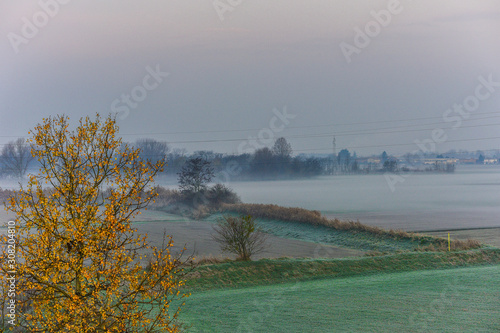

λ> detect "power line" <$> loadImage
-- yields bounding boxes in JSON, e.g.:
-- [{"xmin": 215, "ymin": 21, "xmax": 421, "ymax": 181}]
[
  {"xmin": 40, "ymin": 135, "xmax": 496, "ymax": 157},
  {"xmin": 290, "ymin": 121, "xmax": 500, "ymax": 140},
  {"xmin": 118, "ymin": 111, "xmax": 500, "ymax": 137},
  {"xmin": 0, "ymin": 129, "xmax": 497, "ymax": 154},
  {"xmin": 294, "ymin": 135, "xmax": 500, "ymax": 153},
  {"xmin": 113, "ymin": 121, "xmax": 500, "ymax": 145},
  {"xmin": 1, "ymin": 111, "xmax": 498, "ymax": 139},
  {"xmin": 0, "ymin": 113, "xmax": 498, "ymax": 156}
]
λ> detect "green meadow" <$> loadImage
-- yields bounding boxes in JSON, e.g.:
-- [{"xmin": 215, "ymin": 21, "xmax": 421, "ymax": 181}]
[
  {"xmin": 178, "ymin": 265, "xmax": 500, "ymax": 332},
  {"xmin": 131, "ymin": 208, "xmax": 500, "ymax": 332}
]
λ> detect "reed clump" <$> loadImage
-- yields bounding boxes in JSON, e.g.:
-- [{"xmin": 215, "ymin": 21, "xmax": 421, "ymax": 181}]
[
  {"xmin": 220, "ymin": 203, "xmax": 483, "ymax": 251},
  {"xmin": 418, "ymin": 238, "xmax": 482, "ymax": 252}
]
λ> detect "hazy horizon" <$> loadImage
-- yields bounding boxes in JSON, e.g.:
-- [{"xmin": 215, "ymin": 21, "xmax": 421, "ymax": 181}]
[{"xmin": 2, "ymin": 1, "xmax": 499, "ymax": 156}]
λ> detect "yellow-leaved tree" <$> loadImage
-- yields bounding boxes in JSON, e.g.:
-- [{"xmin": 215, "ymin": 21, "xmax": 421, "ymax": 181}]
[{"xmin": 0, "ymin": 114, "xmax": 189, "ymax": 332}]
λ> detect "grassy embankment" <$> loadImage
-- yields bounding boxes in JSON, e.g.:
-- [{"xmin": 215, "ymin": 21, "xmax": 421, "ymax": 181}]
[
  {"xmin": 183, "ymin": 248, "xmax": 500, "ymax": 291},
  {"xmin": 177, "ymin": 265, "xmax": 500, "ymax": 332},
  {"xmin": 215, "ymin": 203, "xmax": 483, "ymax": 253}
]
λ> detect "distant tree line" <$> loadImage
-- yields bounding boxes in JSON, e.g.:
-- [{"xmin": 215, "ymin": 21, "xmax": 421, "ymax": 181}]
[
  {"xmin": 0, "ymin": 135, "xmax": 470, "ymax": 180},
  {"xmin": 0, "ymin": 138, "xmax": 35, "ymax": 178},
  {"xmin": 128, "ymin": 137, "xmax": 325, "ymax": 180}
]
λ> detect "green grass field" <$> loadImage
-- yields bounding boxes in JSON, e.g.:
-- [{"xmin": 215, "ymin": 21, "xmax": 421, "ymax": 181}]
[
  {"xmin": 133, "ymin": 210, "xmax": 499, "ymax": 332},
  {"xmin": 177, "ymin": 265, "xmax": 500, "ymax": 332}
]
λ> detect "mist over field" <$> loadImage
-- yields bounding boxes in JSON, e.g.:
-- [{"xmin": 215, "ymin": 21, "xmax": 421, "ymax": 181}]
[
  {"xmin": 223, "ymin": 165, "xmax": 500, "ymax": 231},
  {"xmin": 2, "ymin": 1, "xmax": 500, "ymax": 332}
]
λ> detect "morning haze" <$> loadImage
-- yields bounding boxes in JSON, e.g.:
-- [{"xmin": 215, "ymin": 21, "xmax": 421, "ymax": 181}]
[
  {"xmin": 1, "ymin": 1, "xmax": 499, "ymax": 155},
  {"xmin": 1, "ymin": 1, "xmax": 500, "ymax": 332}
]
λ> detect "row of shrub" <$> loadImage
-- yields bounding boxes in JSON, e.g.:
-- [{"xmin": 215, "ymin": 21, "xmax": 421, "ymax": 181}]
[
  {"xmin": 144, "ymin": 184, "xmax": 241, "ymax": 218},
  {"xmin": 219, "ymin": 203, "xmax": 482, "ymax": 251}
]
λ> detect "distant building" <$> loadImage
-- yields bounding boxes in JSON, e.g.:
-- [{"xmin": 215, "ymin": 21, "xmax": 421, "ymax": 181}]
[
  {"xmin": 424, "ymin": 158, "xmax": 458, "ymax": 165},
  {"xmin": 459, "ymin": 158, "xmax": 476, "ymax": 165},
  {"xmin": 483, "ymin": 158, "xmax": 498, "ymax": 165}
]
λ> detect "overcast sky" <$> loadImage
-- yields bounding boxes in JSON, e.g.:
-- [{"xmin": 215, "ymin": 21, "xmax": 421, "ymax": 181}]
[{"xmin": 1, "ymin": 1, "xmax": 499, "ymax": 156}]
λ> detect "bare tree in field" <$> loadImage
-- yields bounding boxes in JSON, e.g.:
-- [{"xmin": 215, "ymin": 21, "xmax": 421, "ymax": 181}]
[
  {"xmin": 0, "ymin": 138, "xmax": 34, "ymax": 178},
  {"xmin": 212, "ymin": 215, "xmax": 268, "ymax": 261}
]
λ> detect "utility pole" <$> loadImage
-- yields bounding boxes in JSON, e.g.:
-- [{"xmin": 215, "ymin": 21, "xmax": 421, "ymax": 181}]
[{"xmin": 332, "ymin": 135, "xmax": 337, "ymax": 175}]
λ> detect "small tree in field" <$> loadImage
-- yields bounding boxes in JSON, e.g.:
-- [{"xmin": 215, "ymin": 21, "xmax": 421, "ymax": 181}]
[
  {"xmin": 177, "ymin": 157, "xmax": 214, "ymax": 194},
  {"xmin": 0, "ymin": 114, "xmax": 189, "ymax": 332},
  {"xmin": 212, "ymin": 215, "xmax": 268, "ymax": 261}
]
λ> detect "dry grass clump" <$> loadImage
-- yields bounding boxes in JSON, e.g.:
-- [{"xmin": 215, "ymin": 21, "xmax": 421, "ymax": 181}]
[
  {"xmin": 141, "ymin": 186, "xmax": 182, "ymax": 208},
  {"xmin": 220, "ymin": 203, "xmax": 421, "ymax": 240},
  {"xmin": 364, "ymin": 251, "xmax": 391, "ymax": 257},
  {"xmin": 455, "ymin": 238, "xmax": 481, "ymax": 250},
  {"xmin": 190, "ymin": 206, "xmax": 211, "ymax": 220},
  {"xmin": 418, "ymin": 238, "xmax": 482, "ymax": 252},
  {"xmin": 194, "ymin": 256, "xmax": 233, "ymax": 265},
  {"xmin": 220, "ymin": 203, "xmax": 483, "ymax": 251},
  {"xmin": 221, "ymin": 203, "xmax": 323, "ymax": 224}
]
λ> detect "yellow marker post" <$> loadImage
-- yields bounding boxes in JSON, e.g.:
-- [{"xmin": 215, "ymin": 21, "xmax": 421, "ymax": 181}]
[{"xmin": 448, "ymin": 233, "xmax": 450, "ymax": 251}]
